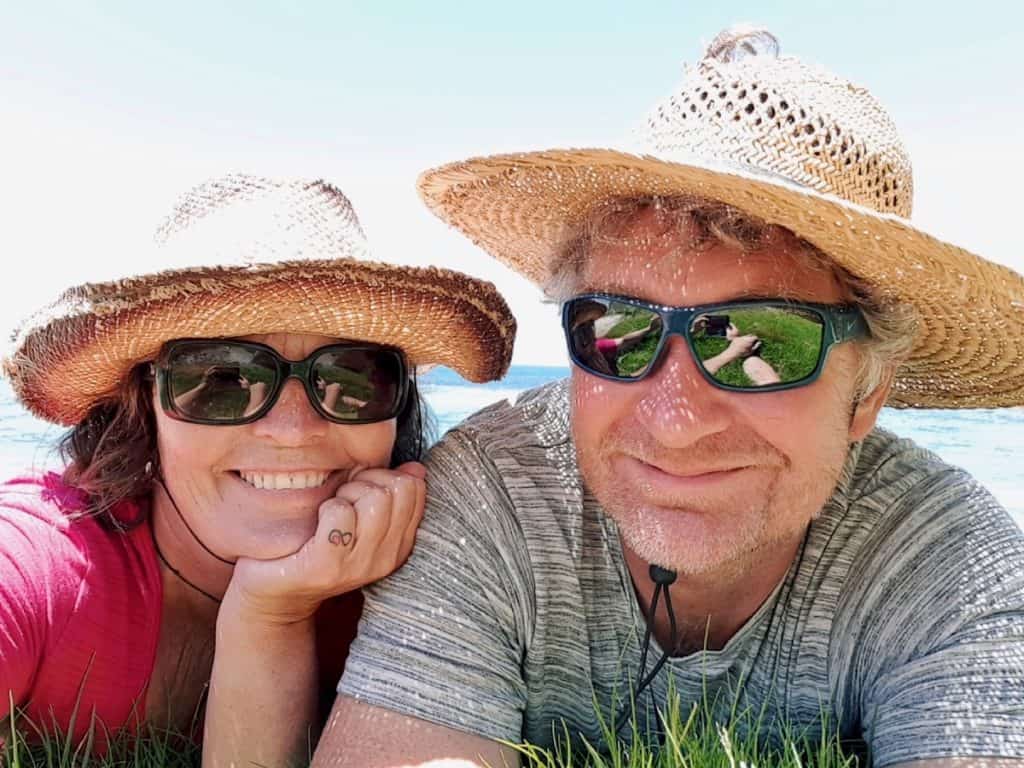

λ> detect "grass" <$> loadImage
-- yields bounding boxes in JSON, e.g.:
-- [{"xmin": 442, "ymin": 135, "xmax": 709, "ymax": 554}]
[
  {"xmin": 3, "ymin": 693, "xmax": 856, "ymax": 768},
  {"xmin": 692, "ymin": 308, "xmax": 822, "ymax": 388},
  {"xmin": 604, "ymin": 305, "xmax": 824, "ymax": 386}
]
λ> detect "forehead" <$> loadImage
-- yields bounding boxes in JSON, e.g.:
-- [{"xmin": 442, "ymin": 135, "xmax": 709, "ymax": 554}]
[
  {"xmin": 236, "ymin": 332, "xmax": 344, "ymax": 358},
  {"xmin": 578, "ymin": 207, "xmax": 844, "ymax": 305}
]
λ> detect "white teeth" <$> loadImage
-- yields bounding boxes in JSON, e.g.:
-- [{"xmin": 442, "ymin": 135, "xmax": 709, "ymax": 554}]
[{"xmin": 238, "ymin": 471, "xmax": 329, "ymax": 490}]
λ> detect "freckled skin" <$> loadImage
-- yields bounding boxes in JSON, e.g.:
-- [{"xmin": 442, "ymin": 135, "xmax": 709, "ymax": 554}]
[
  {"xmin": 572, "ymin": 210, "xmax": 887, "ymax": 579},
  {"xmin": 154, "ymin": 332, "xmax": 397, "ymax": 563}
]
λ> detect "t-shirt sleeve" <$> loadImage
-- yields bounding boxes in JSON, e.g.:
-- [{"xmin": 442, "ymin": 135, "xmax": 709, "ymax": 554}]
[
  {"xmin": 852, "ymin": 471, "xmax": 1024, "ymax": 765},
  {"xmin": 0, "ymin": 499, "xmax": 85, "ymax": 717},
  {"xmin": 338, "ymin": 426, "xmax": 535, "ymax": 741}
]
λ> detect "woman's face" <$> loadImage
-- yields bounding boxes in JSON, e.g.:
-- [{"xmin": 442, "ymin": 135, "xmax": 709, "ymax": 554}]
[{"xmin": 154, "ymin": 332, "xmax": 399, "ymax": 560}]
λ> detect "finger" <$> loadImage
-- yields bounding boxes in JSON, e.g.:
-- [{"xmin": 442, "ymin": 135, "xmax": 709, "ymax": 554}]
[
  {"xmin": 310, "ymin": 497, "xmax": 359, "ymax": 595},
  {"xmin": 318, "ymin": 498, "xmax": 358, "ymax": 551},
  {"xmin": 249, "ymin": 497, "xmax": 356, "ymax": 596},
  {"xmin": 335, "ymin": 482, "xmax": 393, "ymax": 555},
  {"xmin": 351, "ymin": 469, "xmax": 424, "ymax": 567}
]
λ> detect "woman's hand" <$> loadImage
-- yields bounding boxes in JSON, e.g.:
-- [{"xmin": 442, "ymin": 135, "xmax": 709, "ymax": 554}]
[{"xmin": 220, "ymin": 461, "xmax": 426, "ymax": 627}]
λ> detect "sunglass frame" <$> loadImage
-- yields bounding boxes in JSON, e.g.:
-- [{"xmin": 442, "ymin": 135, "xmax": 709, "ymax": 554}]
[
  {"xmin": 155, "ymin": 338, "xmax": 410, "ymax": 425},
  {"xmin": 561, "ymin": 293, "xmax": 868, "ymax": 393}
]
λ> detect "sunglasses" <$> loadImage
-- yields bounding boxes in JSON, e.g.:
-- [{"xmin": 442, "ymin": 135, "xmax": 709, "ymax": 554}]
[
  {"xmin": 154, "ymin": 339, "xmax": 409, "ymax": 425},
  {"xmin": 562, "ymin": 294, "xmax": 868, "ymax": 392}
]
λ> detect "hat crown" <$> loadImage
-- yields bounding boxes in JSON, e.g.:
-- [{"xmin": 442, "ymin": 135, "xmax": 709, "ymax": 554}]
[
  {"xmin": 152, "ymin": 174, "xmax": 371, "ymax": 270},
  {"xmin": 642, "ymin": 26, "xmax": 914, "ymax": 218}
]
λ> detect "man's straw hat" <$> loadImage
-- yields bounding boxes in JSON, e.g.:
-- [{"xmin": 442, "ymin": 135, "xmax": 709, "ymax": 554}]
[
  {"xmin": 5, "ymin": 174, "xmax": 516, "ymax": 425},
  {"xmin": 418, "ymin": 26, "xmax": 1024, "ymax": 409}
]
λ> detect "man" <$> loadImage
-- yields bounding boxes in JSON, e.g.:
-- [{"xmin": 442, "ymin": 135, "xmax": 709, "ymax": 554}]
[{"xmin": 313, "ymin": 26, "xmax": 1024, "ymax": 768}]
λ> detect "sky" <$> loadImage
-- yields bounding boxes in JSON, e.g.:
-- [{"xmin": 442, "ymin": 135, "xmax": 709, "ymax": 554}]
[{"xmin": 2, "ymin": 0, "xmax": 1021, "ymax": 366}]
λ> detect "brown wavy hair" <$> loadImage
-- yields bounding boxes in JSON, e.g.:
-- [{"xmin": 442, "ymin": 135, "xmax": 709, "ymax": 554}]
[{"xmin": 59, "ymin": 362, "xmax": 433, "ymax": 530}]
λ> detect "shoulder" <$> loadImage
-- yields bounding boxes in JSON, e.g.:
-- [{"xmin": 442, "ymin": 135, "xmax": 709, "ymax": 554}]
[
  {"xmin": 424, "ymin": 379, "xmax": 577, "ymax": 520},
  {"xmin": 845, "ymin": 427, "xmax": 1019, "ymax": 544},
  {"xmin": 834, "ymin": 428, "xmax": 1023, "ymax": 629},
  {"xmin": 439, "ymin": 378, "xmax": 570, "ymax": 451},
  {"xmin": 0, "ymin": 473, "xmax": 89, "ymax": 580},
  {"xmin": 0, "ymin": 472, "xmax": 158, "ymax": 610},
  {"xmin": 427, "ymin": 379, "xmax": 571, "ymax": 478}
]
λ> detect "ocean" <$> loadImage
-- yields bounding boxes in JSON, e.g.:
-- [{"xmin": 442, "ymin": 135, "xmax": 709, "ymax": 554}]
[{"xmin": 1, "ymin": 368, "xmax": 1021, "ymax": 530}]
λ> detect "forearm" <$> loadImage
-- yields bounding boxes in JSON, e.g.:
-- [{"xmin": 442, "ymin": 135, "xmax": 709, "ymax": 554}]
[
  {"xmin": 702, "ymin": 350, "xmax": 738, "ymax": 375},
  {"xmin": 203, "ymin": 616, "xmax": 318, "ymax": 768}
]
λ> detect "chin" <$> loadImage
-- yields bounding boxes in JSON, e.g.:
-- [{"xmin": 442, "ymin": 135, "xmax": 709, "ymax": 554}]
[
  {"xmin": 601, "ymin": 488, "xmax": 770, "ymax": 575},
  {"xmin": 235, "ymin": 516, "xmax": 320, "ymax": 560}
]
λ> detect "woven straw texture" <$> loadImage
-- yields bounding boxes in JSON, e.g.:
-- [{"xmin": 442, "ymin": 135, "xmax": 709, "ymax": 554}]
[
  {"xmin": 5, "ymin": 175, "xmax": 516, "ymax": 425},
  {"xmin": 418, "ymin": 27, "xmax": 1024, "ymax": 409}
]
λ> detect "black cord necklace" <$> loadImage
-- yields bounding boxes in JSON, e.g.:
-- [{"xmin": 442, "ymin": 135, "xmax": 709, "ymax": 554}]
[
  {"xmin": 150, "ymin": 526, "xmax": 222, "ymax": 604},
  {"xmin": 149, "ymin": 477, "xmax": 235, "ymax": 604},
  {"xmin": 613, "ymin": 564, "xmax": 679, "ymax": 738},
  {"xmin": 156, "ymin": 477, "xmax": 236, "ymax": 565}
]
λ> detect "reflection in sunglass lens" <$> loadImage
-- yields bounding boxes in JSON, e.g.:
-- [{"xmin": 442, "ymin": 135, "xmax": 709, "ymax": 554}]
[
  {"xmin": 690, "ymin": 305, "xmax": 825, "ymax": 388},
  {"xmin": 312, "ymin": 348, "xmax": 404, "ymax": 421},
  {"xmin": 166, "ymin": 344, "xmax": 278, "ymax": 421},
  {"xmin": 568, "ymin": 298, "xmax": 664, "ymax": 379}
]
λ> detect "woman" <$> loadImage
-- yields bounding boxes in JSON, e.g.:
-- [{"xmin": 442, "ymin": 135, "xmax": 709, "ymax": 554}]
[{"xmin": 0, "ymin": 174, "xmax": 515, "ymax": 766}]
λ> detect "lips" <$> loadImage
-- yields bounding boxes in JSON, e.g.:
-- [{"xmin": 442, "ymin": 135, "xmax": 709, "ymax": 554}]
[
  {"xmin": 236, "ymin": 470, "xmax": 332, "ymax": 490},
  {"xmin": 616, "ymin": 455, "xmax": 756, "ymax": 499},
  {"xmin": 639, "ymin": 460, "xmax": 749, "ymax": 478}
]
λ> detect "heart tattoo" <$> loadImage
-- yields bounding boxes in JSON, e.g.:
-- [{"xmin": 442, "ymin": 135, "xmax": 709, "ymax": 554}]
[{"xmin": 328, "ymin": 529, "xmax": 354, "ymax": 547}]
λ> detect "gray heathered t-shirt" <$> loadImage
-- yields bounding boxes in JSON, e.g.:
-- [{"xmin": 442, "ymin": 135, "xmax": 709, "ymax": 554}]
[{"xmin": 340, "ymin": 380, "xmax": 1024, "ymax": 765}]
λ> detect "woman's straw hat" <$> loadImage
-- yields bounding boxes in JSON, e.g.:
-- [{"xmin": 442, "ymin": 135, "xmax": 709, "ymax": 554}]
[
  {"xmin": 5, "ymin": 174, "xmax": 516, "ymax": 425},
  {"xmin": 418, "ymin": 26, "xmax": 1024, "ymax": 409}
]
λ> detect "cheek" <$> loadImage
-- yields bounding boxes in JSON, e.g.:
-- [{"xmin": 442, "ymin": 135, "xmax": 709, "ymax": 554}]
[
  {"xmin": 734, "ymin": 375, "xmax": 853, "ymax": 461},
  {"xmin": 154, "ymin": 411, "xmax": 236, "ymax": 478},
  {"xmin": 570, "ymin": 371, "xmax": 637, "ymax": 455},
  {"xmin": 329, "ymin": 420, "xmax": 398, "ymax": 467}
]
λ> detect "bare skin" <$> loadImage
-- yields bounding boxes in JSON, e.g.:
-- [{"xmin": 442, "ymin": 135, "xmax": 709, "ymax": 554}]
[{"xmin": 147, "ymin": 332, "xmax": 425, "ymax": 768}]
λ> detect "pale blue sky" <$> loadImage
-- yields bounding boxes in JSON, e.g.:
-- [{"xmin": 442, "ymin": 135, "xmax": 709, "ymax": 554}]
[{"xmin": 2, "ymin": 0, "xmax": 1021, "ymax": 364}]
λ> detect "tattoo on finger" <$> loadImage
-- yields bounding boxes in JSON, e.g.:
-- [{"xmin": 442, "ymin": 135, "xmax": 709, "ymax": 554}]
[{"xmin": 328, "ymin": 529, "xmax": 354, "ymax": 547}]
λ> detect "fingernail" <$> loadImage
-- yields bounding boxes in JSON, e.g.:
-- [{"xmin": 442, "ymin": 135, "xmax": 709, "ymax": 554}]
[{"xmin": 347, "ymin": 464, "xmax": 367, "ymax": 482}]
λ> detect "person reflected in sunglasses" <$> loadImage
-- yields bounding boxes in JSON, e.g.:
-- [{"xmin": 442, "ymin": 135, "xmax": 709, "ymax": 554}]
[{"xmin": 0, "ymin": 175, "xmax": 515, "ymax": 767}]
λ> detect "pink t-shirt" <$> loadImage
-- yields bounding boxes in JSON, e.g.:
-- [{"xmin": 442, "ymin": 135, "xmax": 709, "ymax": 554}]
[
  {"xmin": 0, "ymin": 473, "xmax": 162, "ymax": 748},
  {"xmin": 0, "ymin": 472, "xmax": 364, "ymax": 752}
]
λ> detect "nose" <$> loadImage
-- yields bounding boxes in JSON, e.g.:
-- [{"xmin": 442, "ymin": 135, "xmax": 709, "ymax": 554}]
[
  {"xmin": 250, "ymin": 377, "xmax": 328, "ymax": 445},
  {"xmin": 633, "ymin": 335, "xmax": 734, "ymax": 449}
]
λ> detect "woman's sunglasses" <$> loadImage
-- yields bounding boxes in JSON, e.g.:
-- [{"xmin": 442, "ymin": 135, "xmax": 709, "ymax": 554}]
[
  {"xmin": 154, "ymin": 339, "xmax": 409, "ymax": 425},
  {"xmin": 562, "ymin": 294, "xmax": 868, "ymax": 392}
]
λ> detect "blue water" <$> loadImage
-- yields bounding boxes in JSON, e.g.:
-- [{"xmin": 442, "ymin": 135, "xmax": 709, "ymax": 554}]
[{"xmin": 2, "ymin": 369, "xmax": 1021, "ymax": 529}]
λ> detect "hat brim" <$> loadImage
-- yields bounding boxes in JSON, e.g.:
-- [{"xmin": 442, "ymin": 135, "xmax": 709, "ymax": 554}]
[
  {"xmin": 6, "ymin": 258, "xmax": 516, "ymax": 425},
  {"xmin": 419, "ymin": 148, "xmax": 1024, "ymax": 409}
]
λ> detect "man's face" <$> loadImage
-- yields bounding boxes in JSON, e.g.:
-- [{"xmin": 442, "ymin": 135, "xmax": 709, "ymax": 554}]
[{"xmin": 571, "ymin": 209, "xmax": 887, "ymax": 577}]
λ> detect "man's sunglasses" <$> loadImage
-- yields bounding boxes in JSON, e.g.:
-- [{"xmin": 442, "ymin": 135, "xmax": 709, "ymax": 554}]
[
  {"xmin": 562, "ymin": 294, "xmax": 868, "ymax": 392},
  {"xmin": 154, "ymin": 339, "xmax": 409, "ymax": 425}
]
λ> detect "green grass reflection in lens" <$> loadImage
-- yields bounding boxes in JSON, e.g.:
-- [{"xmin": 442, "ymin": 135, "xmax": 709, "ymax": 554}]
[
  {"xmin": 694, "ymin": 306, "xmax": 823, "ymax": 388},
  {"xmin": 617, "ymin": 335, "xmax": 659, "ymax": 376},
  {"xmin": 604, "ymin": 306, "xmax": 661, "ymax": 377}
]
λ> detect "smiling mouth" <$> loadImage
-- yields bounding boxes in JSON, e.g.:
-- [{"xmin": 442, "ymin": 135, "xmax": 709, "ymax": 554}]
[{"xmin": 234, "ymin": 470, "xmax": 333, "ymax": 491}]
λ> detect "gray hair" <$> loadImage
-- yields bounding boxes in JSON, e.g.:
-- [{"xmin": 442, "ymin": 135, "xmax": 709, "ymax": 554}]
[{"xmin": 544, "ymin": 195, "xmax": 918, "ymax": 400}]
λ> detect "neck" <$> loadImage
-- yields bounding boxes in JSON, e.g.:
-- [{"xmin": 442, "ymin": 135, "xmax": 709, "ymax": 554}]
[
  {"xmin": 621, "ymin": 530, "xmax": 804, "ymax": 655},
  {"xmin": 150, "ymin": 485, "xmax": 233, "ymax": 620}
]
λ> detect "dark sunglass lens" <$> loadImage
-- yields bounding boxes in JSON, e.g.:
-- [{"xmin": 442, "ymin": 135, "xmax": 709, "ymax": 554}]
[
  {"xmin": 312, "ymin": 348, "xmax": 404, "ymax": 421},
  {"xmin": 690, "ymin": 305, "xmax": 825, "ymax": 389},
  {"xmin": 167, "ymin": 344, "xmax": 277, "ymax": 421},
  {"xmin": 567, "ymin": 298, "xmax": 663, "ymax": 379}
]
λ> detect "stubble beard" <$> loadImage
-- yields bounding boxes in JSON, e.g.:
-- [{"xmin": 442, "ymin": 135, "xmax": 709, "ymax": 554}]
[{"xmin": 576, "ymin": 425, "xmax": 849, "ymax": 580}]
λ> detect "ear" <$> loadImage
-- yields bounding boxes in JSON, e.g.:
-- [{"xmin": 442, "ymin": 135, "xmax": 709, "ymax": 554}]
[{"xmin": 848, "ymin": 369, "xmax": 894, "ymax": 443}]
